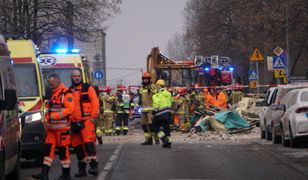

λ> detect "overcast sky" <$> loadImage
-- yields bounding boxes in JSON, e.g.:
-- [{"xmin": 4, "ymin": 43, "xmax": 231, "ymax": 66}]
[{"xmin": 106, "ymin": 0, "xmax": 187, "ymax": 87}]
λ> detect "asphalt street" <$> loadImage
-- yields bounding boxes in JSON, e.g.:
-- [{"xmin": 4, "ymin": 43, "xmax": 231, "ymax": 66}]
[{"xmin": 20, "ymin": 132, "xmax": 308, "ymax": 180}]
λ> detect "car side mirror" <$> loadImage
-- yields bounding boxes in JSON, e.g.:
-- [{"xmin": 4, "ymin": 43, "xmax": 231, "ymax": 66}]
[
  {"xmin": 256, "ymin": 100, "xmax": 268, "ymax": 107},
  {"xmin": 276, "ymin": 104, "xmax": 286, "ymax": 112},
  {"xmin": 0, "ymin": 89, "xmax": 18, "ymax": 110}
]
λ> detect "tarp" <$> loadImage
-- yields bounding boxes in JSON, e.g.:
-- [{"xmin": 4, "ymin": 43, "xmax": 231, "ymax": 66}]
[{"xmin": 214, "ymin": 111, "xmax": 249, "ymax": 129}]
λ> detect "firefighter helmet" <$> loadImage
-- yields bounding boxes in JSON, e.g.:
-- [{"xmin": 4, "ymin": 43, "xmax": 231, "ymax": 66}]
[
  {"xmin": 156, "ymin": 79, "xmax": 165, "ymax": 86},
  {"xmin": 178, "ymin": 88, "xmax": 187, "ymax": 95},
  {"xmin": 116, "ymin": 84, "xmax": 126, "ymax": 91},
  {"xmin": 142, "ymin": 71, "xmax": 151, "ymax": 79},
  {"xmin": 105, "ymin": 86, "xmax": 112, "ymax": 93}
]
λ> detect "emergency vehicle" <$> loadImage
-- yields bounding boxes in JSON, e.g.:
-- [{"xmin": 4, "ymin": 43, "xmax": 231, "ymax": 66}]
[
  {"xmin": 0, "ymin": 35, "xmax": 21, "ymax": 179},
  {"xmin": 147, "ymin": 47, "xmax": 234, "ymax": 88},
  {"xmin": 40, "ymin": 49, "xmax": 92, "ymax": 96},
  {"xmin": 7, "ymin": 39, "xmax": 45, "ymax": 164}
]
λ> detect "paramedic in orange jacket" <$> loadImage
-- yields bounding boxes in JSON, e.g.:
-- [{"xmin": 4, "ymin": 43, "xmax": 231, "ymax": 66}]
[
  {"xmin": 70, "ymin": 69, "xmax": 100, "ymax": 177},
  {"xmin": 32, "ymin": 74, "xmax": 75, "ymax": 180}
]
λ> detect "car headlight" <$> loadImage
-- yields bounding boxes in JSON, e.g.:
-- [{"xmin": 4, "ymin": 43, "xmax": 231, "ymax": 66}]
[
  {"xmin": 26, "ymin": 112, "xmax": 42, "ymax": 122},
  {"xmin": 138, "ymin": 108, "xmax": 142, "ymax": 113}
]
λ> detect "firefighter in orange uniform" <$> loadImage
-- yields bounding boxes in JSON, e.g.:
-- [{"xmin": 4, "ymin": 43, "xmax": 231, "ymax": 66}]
[
  {"xmin": 32, "ymin": 74, "xmax": 75, "ymax": 180},
  {"xmin": 69, "ymin": 69, "xmax": 100, "ymax": 177}
]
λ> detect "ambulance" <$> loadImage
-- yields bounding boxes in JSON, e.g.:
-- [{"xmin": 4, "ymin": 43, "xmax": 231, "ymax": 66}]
[
  {"xmin": 7, "ymin": 39, "xmax": 45, "ymax": 163},
  {"xmin": 40, "ymin": 49, "xmax": 91, "ymax": 95}
]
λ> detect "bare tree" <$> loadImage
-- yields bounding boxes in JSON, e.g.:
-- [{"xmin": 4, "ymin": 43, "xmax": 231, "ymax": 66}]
[{"xmin": 166, "ymin": 33, "xmax": 189, "ymax": 60}]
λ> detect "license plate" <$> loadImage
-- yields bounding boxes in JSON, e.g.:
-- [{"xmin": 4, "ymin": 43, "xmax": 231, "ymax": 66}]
[{"xmin": 306, "ymin": 113, "xmax": 308, "ymax": 118}]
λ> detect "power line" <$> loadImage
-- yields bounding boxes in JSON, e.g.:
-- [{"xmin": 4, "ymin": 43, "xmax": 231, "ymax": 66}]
[
  {"xmin": 106, "ymin": 70, "xmax": 140, "ymax": 82},
  {"xmin": 106, "ymin": 67, "xmax": 143, "ymax": 71}
]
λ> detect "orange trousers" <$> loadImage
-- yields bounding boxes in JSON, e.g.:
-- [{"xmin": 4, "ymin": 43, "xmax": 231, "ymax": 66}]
[
  {"xmin": 71, "ymin": 118, "xmax": 96, "ymax": 147},
  {"xmin": 43, "ymin": 129, "xmax": 71, "ymax": 168}
]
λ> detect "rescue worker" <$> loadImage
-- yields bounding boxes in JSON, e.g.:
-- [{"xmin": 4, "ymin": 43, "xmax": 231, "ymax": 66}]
[
  {"xmin": 175, "ymin": 88, "xmax": 190, "ymax": 132},
  {"xmin": 115, "ymin": 84, "xmax": 130, "ymax": 135},
  {"xmin": 214, "ymin": 88, "xmax": 228, "ymax": 109},
  {"xmin": 152, "ymin": 79, "xmax": 173, "ymax": 148},
  {"xmin": 139, "ymin": 72, "xmax": 158, "ymax": 145},
  {"xmin": 32, "ymin": 74, "xmax": 75, "ymax": 180},
  {"xmin": 205, "ymin": 88, "xmax": 215, "ymax": 108},
  {"xmin": 98, "ymin": 86, "xmax": 115, "ymax": 137},
  {"xmin": 69, "ymin": 69, "xmax": 100, "ymax": 177}
]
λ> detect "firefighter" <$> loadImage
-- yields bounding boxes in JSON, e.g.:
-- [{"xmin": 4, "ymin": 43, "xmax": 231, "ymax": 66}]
[
  {"xmin": 152, "ymin": 79, "xmax": 173, "ymax": 148},
  {"xmin": 69, "ymin": 69, "xmax": 100, "ymax": 177},
  {"xmin": 175, "ymin": 88, "xmax": 190, "ymax": 132},
  {"xmin": 32, "ymin": 74, "xmax": 75, "ymax": 180},
  {"xmin": 139, "ymin": 71, "xmax": 158, "ymax": 145},
  {"xmin": 98, "ymin": 86, "xmax": 115, "ymax": 137},
  {"xmin": 115, "ymin": 84, "xmax": 130, "ymax": 135}
]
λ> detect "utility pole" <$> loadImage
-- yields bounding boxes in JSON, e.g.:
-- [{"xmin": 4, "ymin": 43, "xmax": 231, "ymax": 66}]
[{"xmin": 285, "ymin": 0, "xmax": 290, "ymax": 82}]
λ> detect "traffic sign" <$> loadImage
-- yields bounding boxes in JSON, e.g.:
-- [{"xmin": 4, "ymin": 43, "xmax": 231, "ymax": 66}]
[
  {"xmin": 249, "ymin": 81, "xmax": 257, "ymax": 89},
  {"xmin": 274, "ymin": 68, "xmax": 285, "ymax": 78},
  {"xmin": 248, "ymin": 70, "xmax": 258, "ymax": 80},
  {"xmin": 273, "ymin": 46, "xmax": 284, "ymax": 56},
  {"xmin": 93, "ymin": 70, "xmax": 104, "ymax": 80},
  {"xmin": 273, "ymin": 54, "xmax": 286, "ymax": 69},
  {"xmin": 250, "ymin": 48, "xmax": 264, "ymax": 61}
]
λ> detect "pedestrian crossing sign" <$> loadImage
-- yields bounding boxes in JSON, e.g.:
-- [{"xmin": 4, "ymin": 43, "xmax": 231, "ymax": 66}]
[
  {"xmin": 250, "ymin": 48, "xmax": 264, "ymax": 61},
  {"xmin": 274, "ymin": 68, "xmax": 285, "ymax": 78},
  {"xmin": 248, "ymin": 70, "xmax": 258, "ymax": 80},
  {"xmin": 249, "ymin": 81, "xmax": 257, "ymax": 89},
  {"xmin": 273, "ymin": 55, "xmax": 286, "ymax": 69}
]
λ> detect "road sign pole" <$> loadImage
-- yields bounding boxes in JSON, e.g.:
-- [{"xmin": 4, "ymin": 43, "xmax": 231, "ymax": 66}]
[{"xmin": 256, "ymin": 62, "xmax": 259, "ymax": 94}]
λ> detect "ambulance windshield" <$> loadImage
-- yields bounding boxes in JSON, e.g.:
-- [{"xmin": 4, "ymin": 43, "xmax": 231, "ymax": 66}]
[{"xmin": 14, "ymin": 64, "xmax": 39, "ymax": 97}]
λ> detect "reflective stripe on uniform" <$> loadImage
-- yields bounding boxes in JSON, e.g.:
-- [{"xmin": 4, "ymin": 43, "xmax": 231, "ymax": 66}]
[
  {"xmin": 61, "ymin": 160, "xmax": 70, "ymax": 168},
  {"xmin": 46, "ymin": 124, "xmax": 70, "ymax": 130},
  {"xmin": 115, "ymin": 126, "xmax": 121, "ymax": 130},
  {"xmin": 144, "ymin": 133, "xmax": 151, "ymax": 139},
  {"xmin": 157, "ymin": 131, "xmax": 165, "ymax": 138},
  {"xmin": 49, "ymin": 119, "xmax": 69, "ymax": 124},
  {"xmin": 122, "ymin": 126, "xmax": 128, "ymax": 130},
  {"xmin": 43, "ymin": 157, "xmax": 53, "ymax": 167}
]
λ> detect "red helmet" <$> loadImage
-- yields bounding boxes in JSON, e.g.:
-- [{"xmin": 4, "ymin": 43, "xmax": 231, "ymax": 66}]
[
  {"xmin": 142, "ymin": 71, "xmax": 151, "ymax": 79},
  {"xmin": 178, "ymin": 88, "xmax": 187, "ymax": 95},
  {"xmin": 105, "ymin": 86, "xmax": 112, "ymax": 93},
  {"xmin": 116, "ymin": 84, "xmax": 126, "ymax": 91}
]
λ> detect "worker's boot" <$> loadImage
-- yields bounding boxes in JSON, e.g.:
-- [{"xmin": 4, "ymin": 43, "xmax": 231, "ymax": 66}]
[
  {"xmin": 141, "ymin": 137, "xmax": 153, "ymax": 145},
  {"xmin": 161, "ymin": 136, "xmax": 171, "ymax": 148},
  {"xmin": 97, "ymin": 136, "xmax": 103, "ymax": 145},
  {"xmin": 88, "ymin": 159, "xmax": 99, "ymax": 176},
  {"xmin": 75, "ymin": 162, "xmax": 87, "ymax": 177},
  {"xmin": 32, "ymin": 164, "xmax": 50, "ymax": 180},
  {"xmin": 123, "ymin": 129, "xmax": 128, "ymax": 135},
  {"xmin": 115, "ymin": 130, "xmax": 121, "ymax": 135},
  {"xmin": 55, "ymin": 167, "xmax": 71, "ymax": 180}
]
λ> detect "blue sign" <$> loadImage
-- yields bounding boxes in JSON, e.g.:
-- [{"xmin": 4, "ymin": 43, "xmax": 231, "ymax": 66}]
[
  {"xmin": 273, "ymin": 54, "xmax": 286, "ymax": 69},
  {"xmin": 93, "ymin": 70, "xmax": 104, "ymax": 80},
  {"xmin": 248, "ymin": 70, "xmax": 258, "ymax": 80}
]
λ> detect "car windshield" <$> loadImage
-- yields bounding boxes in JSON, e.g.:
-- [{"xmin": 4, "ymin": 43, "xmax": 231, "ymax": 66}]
[
  {"xmin": 14, "ymin": 64, "xmax": 39, "ymax": 97},
  {"xmin": 300, "ymin": 91, "xmax": 308, "ymax": 102},
  {"xmin": 42, "ymin": 68, "xmax": 79, "ymax": 89}
]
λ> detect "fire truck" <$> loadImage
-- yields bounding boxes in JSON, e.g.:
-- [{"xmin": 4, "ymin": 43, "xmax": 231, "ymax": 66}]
[{"xmin": 146, "ymin": 47, "xmax": 234, "ymax": 88}]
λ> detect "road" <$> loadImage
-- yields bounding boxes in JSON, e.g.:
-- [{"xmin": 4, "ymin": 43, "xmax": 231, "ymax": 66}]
[{"xmin": 21, "ymin": 128, "xmax": 308, "ymax": 180}]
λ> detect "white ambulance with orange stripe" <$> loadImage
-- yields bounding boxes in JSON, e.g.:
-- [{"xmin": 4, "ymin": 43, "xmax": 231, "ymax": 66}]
[{"xmin": 7, "ymin": 39, "xmax": 46, "ymax": 164}]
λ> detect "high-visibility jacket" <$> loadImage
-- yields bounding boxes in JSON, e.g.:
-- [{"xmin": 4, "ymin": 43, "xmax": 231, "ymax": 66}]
[
  {"xmin": 45, "ymin": 83, "xmax": 75, "ymax": 131},
  {"xmin": 139, "ymin": 84, "xmax": 155, "ymax": 112},
  {"xmin": 100, "ymin": 93, "xmax": 115, "ymax": 114},
  {"xmin": 196, "ymin": 92, "xmax": 205, "ymax": 106},
  {"xmin": 116, "ymin": 93, "xmax": 131, "ymax": 114},
  {"xmin": 215, "ymin": 91, "xmax": 227, "ymax": 109},
  {"xmin": 205, "ymin": 93, "xmax": 215, "ymax": 108},
  {"xmin": 152, "ymin": 88, "xmax": 172, "ymax": 117},
  {"xmin": 70, "ymin": 83, "xmax": 100, "ymax": 122}
]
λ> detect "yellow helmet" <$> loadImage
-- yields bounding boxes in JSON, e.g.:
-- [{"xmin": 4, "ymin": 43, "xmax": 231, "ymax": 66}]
[{"xmin": 156, "ymin": 79, "xmax": 165, "ymax": 86}]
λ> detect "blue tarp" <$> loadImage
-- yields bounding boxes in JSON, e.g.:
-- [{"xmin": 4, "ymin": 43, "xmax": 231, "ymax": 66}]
[{"xmin": 214, "ymin": 111, "xmax": 249, "ymax": 129}]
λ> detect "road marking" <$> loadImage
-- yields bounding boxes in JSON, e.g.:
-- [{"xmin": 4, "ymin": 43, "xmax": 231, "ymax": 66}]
[{"xmin": 97, "ymin": 144, "xmax": 123, "ymax": 180}]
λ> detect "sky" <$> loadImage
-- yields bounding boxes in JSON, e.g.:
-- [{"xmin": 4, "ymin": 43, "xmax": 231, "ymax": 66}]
[{"xmin": 105, "ymin": 0, "xmax": 188, "ymax": 87}]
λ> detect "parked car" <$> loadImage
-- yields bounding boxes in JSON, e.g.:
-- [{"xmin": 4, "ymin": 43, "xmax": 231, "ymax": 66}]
[
  {"xmin": 0, "ymin": 34, "xmax": 21, "ymax": 179},
  {"xmin": 280, "ymin": 88, "xmax": 308, "ymax": 147},
  {"xmin": 259, "ymin": 87, "xmax": 277, "ymax": 139},
  {"xmin": 265, "ymin": 84, "xmax": 308, "ymax": 143}
]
